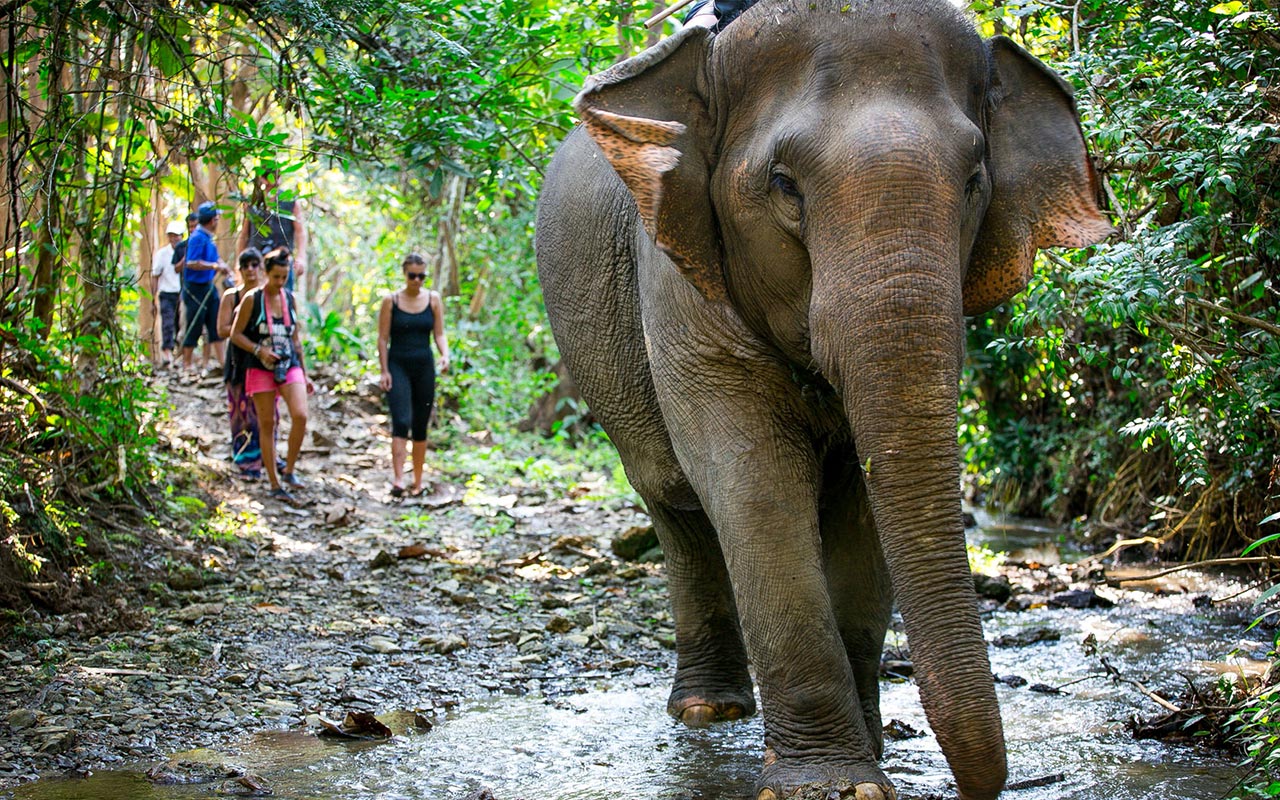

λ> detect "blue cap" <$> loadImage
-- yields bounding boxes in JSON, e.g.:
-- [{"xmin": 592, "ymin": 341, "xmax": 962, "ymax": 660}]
[{"xmin": 196, "ymin": 201, "xmax": 220, "ymax": 224}]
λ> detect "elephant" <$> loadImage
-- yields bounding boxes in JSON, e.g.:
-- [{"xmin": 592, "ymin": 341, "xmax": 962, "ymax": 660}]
[{"xmin": 534, "ymin": 1, "xmax": 1112, "ymax": 798}]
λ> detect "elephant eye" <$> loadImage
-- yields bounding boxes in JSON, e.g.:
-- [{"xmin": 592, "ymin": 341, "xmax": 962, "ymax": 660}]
[
  {"xmin": 770, "ymin": 171, "xmax": 802, "ymax": 200},
  {"xmin": 964, "ymin": 165, "xmax": 988, "ymax": 198}
]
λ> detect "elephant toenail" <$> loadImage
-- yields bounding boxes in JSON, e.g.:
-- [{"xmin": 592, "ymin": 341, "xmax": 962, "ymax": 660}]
[
  {"xmin": 722, "ymin": 704, "xmax": 745, "ymax": 720},
  {"xmin": 680, "ymin": 704, "xmax": 716, "ymax": 727},
  {"xmin": 757, "ymin": 791, "xmax": 778, "ymax": 800},
  {"xmin": 854, "ymin": 783, "xmax": 895, "ymax": 800}
]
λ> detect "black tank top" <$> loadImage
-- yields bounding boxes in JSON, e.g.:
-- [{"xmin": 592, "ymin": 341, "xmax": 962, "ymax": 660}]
[{"xmin": 388, "ymin": 293, "xmax": 435, "ymax": 362}]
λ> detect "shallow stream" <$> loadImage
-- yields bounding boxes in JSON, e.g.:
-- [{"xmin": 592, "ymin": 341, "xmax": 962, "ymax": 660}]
[{"xmin": 15, "ymin": 520, "xmax": 1260, "ymax": 800}]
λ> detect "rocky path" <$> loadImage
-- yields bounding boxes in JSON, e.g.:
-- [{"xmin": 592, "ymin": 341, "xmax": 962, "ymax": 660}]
[{"xmin": 0, "ymin": 372, "xmax": 660, "ymax": 790}]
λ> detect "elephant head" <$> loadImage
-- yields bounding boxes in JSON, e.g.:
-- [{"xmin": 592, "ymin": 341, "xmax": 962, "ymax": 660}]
[{"xmin": 573, "ymin": 2, "xmax": 1111, "ymax": 798}]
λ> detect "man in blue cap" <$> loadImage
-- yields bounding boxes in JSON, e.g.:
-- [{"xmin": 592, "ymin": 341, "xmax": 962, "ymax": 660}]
[{"xmin": 181, "ymin": 201, "xmax": 228, "ymax": 375}]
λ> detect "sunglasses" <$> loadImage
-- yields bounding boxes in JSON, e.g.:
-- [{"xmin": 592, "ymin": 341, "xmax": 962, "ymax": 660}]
[{"xmin": 406, "ymin": 272, "xmax": 426, "ymax": 280}]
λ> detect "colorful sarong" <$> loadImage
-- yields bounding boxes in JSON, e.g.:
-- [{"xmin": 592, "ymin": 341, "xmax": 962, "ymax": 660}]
[{"xmin": 227, "ymin": 380, "xmax": 277, "ymax": 477}]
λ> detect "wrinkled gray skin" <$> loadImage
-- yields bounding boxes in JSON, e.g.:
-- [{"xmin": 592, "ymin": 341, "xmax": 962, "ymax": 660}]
[{"xmin": 535, "ymin": 2, "xmax": 1112, "ymax": 798}]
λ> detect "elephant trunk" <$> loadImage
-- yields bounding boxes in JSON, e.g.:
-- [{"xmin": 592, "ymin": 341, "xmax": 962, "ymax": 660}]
[{"xmin": 810, "ymin": 226, "xmax": 1006, "ymax": 800}]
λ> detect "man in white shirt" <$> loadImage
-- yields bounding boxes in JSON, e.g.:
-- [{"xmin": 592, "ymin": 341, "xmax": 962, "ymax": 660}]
[{"xmin": 151, "ymin": 220, "xmax": 185, "ymax": 368}]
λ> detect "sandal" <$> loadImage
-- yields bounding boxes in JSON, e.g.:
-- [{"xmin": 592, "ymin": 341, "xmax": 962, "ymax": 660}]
[
  {"xmin": 389, "ymin": 485, "xmax": 405, "ymax": 498},
  {"xmin": 281, "ymin": 470, "xmax": 304, "ymax": 488},
  {"xmin": 269, "ymin": 487, "xmax": 297, "ymax": 503}
]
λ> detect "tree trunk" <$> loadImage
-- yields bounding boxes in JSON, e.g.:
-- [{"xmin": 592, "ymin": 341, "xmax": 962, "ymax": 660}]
[
  {"xmin": 647, "ymin": 1, "xmax": 665, "ymax": 48},
  {"xmin": 616, "ymin": 7, "xmax": 634, "ymax": 62},
  {"xmin": 432, "ymin": 174, "xmax": 465, "ymax": 297},
  {"xmin": 0, "ymin": 19, "xmax": 18, "ymax": 307},
  {"xmin": 31, "ymin": 6, "xmax": 67, "ymax": 332},
  {"xmin": 518, "ymin": 359, "xmax": 591, "ymax": 436}
]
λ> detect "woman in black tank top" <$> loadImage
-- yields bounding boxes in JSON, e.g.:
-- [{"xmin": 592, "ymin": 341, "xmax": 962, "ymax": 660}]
[{"xmin": 377, "ymin": 253, "xmax": 452, "ymax": 497}]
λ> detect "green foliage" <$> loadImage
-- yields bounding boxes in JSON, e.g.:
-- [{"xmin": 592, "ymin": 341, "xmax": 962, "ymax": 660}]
[{"xmin": 963, "ymin": 0, "xmax": 1280, "ymax": 556}]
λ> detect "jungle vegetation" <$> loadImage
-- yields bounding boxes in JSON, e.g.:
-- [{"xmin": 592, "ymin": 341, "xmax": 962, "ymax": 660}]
[{"xmin": 0, "ymin": 0, "xmax": 1277, "ymax": 792}]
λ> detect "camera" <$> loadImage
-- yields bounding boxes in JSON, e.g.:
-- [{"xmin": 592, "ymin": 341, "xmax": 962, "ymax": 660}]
[{"xmin": 273, "ymin": 347, "xmax": 291, "ymax": 384}]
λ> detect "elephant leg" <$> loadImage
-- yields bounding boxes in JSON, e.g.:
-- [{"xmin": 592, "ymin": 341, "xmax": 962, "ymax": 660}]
[
  {"xmin": 820, "ymin": 455, "xmax": 892, "ymax": 759},
  {"xmin": 649, "ymin": 501, "xmax": 756, "ymax": 726},
  {"xmin": 706, "ymin": 450, "xmax": 889, "ymax": 799},
  {"xmin": 643, "ymin": 272, "xmax": 893, "ymax": 800}
]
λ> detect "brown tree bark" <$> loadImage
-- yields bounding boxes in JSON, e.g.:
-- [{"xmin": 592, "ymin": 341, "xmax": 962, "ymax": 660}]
[{"xmin": 30, "ymin": 5, "xmax": 67, "ymax": 331}]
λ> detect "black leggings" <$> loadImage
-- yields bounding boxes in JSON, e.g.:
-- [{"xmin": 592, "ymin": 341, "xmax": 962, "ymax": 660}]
[{"xmin": 387, "ymin": 358, "xmax": 435, "ymax": 441}]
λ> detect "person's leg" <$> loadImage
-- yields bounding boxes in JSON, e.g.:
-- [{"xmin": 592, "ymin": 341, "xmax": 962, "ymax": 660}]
[
  {"xmin": 391, "ymin": 437, "xmax": 408, "ymax": 491},
  {"xmin": 160, "ymin": 292, "xmax": 178, "ymax": 365},
  {"xmin": 180, "ymin": 285, "xmax": 205, "ymax": 371},
  {"xmin": 386, "ymin": 360, "xmax": 413, "ymax": 491},
  {"xmin": 411, "ymin": 440, "xmax": 427, "ymax": 492},
  {"xmin": 408, "ymin": 362, "xmax": 435, "ymax": 493},
  {"xmin": 252, "ymin": 387, "xmax": 281, "ymax": 489},
  {"xmin": 278, "ymin": 379, "xmax": 309, "ymax": 480},
  {"xmin": 204, "ymin": 297, "xmax": 224, "ymax": 371}
]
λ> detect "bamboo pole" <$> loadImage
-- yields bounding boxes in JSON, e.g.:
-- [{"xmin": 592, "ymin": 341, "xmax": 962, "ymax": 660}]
[{"xmin": 645, "ymin": 0, "xmax": 695, "ymax": 29}]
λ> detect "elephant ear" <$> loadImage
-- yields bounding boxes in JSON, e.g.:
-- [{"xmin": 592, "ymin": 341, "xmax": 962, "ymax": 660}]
[
  {"xmin": 963, "ymin": 36, "xmax": 1114, "ymax": 316},
  {"xmin": 574, "ymin": 27, "xmax": 724, "ymax": 302}
]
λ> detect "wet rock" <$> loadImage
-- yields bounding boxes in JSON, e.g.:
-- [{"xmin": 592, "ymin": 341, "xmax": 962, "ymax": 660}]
[
  {"xmin": 880, "ymin": 660, "xmax": 914, "ymax": 679},
  {"xmin": 883, "ymin": 719, "xmax": 924, "ymax": 740},
  {"xmin": 1004, "ymin": 595, "xmax": 1035, "ymax": 612},
  {"xmin": 219, "ymin": 772, "xmax": 271, "ymax": 796},
  {"xmin": 370, "ymin": 551, "xmax": 397, "ymax": 570},
  {"xmin": 997, "ymin": 674, "xmax": 1028, "ymax": 688},
  {"xmin": 1048, "ymin": 589, "xmax": 1114, "ymax": 609},
  {"xmin": 992, "ymin": 628, "xmax": 1061, "ymax": 648},
  {"xmin": 973, "ymin": 573, "xmax": 1013, "ymax": 602}
]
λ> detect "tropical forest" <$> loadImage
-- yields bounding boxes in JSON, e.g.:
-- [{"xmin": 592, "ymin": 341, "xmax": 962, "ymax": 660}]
[{"xmin": 0, "ymin": 1, "xmax": 1277, "ymax": 798}]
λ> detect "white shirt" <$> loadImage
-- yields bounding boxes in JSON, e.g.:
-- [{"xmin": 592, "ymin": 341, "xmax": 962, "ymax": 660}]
[{"xmin": 152, "ymin": 243, "xmax": 181, "ymax": 294}]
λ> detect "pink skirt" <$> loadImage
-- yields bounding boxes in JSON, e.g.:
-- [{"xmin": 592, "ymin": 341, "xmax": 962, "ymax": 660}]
[{"xmin": 245, "ymin": 365, "xmax": 304, "ymax": 396}]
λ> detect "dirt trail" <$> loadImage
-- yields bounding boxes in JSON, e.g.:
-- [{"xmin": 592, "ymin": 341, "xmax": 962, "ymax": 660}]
[{"xmin": 0, "ymin": 371, "xmax": 656, "ymax": 789}]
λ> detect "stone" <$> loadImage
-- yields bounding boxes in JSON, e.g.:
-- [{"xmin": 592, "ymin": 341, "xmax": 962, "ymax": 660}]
[
  {"xmin": 7, "ymin": 708, "xmax": 40, "ymax": 731},
  {"xmin": 611, "ymin": 525, "xmax": 660, "ymax": 561}
]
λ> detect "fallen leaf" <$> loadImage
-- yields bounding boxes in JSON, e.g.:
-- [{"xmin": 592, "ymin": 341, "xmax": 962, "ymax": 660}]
[{"xmin": 252, "ymin": 603, "xmax": 292, "ymax": 614}]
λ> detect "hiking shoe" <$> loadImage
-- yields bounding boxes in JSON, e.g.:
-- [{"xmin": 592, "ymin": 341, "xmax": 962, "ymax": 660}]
[
  {"xmin": 281, "ymin": 470, "xmax": 304, "ymax": 488},
  {"xmin": 269, "ymin": 487, "xmax": 297, "ymax": 503}
]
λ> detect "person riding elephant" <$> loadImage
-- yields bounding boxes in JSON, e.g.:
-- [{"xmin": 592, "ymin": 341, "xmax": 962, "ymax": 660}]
[{"xmin": 535, "ymin": 2, "xmax": 1112, "ymax": 799}]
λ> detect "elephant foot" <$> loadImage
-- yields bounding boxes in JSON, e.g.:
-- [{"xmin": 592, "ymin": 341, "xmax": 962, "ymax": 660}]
[
  {"xmin": 667, "ymin": 693, "xmax": 755, "ymax": 728},
  {"xmin": 756, "ymin": 750, "xmax": 895, "ymax": 800}
]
